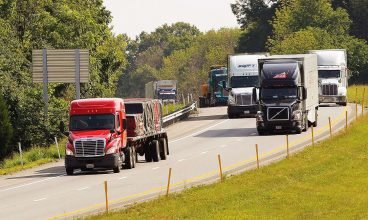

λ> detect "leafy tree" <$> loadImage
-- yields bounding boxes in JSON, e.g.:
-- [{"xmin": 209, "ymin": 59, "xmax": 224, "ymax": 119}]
[
  {"xmin": 0, "ymin": 92, "xmax": 13, "ymax": 160},
  {"xmin": 268, "ymin": 0, "xmax": 368, "ymax": 83},
  {"xmin": 332, "ymin": 0, "xmax": 368, "ymax": 41},
  {"xmin": 118, "ymin": 22, "xmax": 200, "ymax": 98},
  {"xmin": 159, "ymin": 28, "xmax": 241, "ymax": 97},
  {"xmin": 231, "ymin": 0, "xmax": 279, "ymax": 52}
]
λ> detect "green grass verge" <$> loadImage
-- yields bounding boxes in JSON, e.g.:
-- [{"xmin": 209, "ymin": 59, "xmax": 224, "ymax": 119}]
[
  {"xmin": 88, "ymin": 115, "xmax": 368, "ymax": 219},
  {"xmin": 0, "ymin": 139, "xmax": 66, "ymax": 175},
  {"xmin": 347, "ymin": 85, "xmax": 368, "ymax": 104}
]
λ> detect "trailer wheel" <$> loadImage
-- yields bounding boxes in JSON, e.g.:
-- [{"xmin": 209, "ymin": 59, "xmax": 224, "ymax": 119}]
[
  {"xmin": 144, "ymin": 143, "xmax": 153, "ymax": 162},
  {"xmin": 303, "ymin": 115, "xmax": 309, "ymax": 132},
  {"xmin": 313, "ymin": 110, "xmax": 318, "ymax": 127},
  {"xmin": 152, "ymin": 140, "xmax": 160, "ymax": 162},
  {"xmin": 159, "ymin": 138, "xmax": 168, "ymax": 160},
  {"xmin": 124, "ymin": 147, "xmax": 135, "ymax": 169},
  {"xmin": 66, "ymin": 168, "xmax": 74, "ymax": 175}
]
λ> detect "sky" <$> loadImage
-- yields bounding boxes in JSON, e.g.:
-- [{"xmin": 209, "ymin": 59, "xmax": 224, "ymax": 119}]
[{"xmin": 103, "ymin": 0, "xmax": 240, "ymax": 38}]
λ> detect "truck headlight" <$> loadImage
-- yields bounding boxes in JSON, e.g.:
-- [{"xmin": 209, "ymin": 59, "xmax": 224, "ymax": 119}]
[
  {"xmin": 66, "ymin": 143, "xmax": 74, "ymax": 156},
  {"xmin": 256, "ymin": 111, "xmax": 263, "ymax": 122},
  {"xmin": 106, "ymin": 142, "xmax": 118, "ymax": 154},
  {"xmin": 228, "ymin": 94, "xmax": 235, "ymax": 105},
  {"xmin": 292, "ymin": 110, "xmax": 302, "ymax": 121}
]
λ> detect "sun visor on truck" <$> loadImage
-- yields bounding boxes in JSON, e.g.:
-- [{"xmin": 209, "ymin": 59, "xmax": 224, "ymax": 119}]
[{"xmin": 260, "ymin": 62, "xmax": 299, "ymax": 86}]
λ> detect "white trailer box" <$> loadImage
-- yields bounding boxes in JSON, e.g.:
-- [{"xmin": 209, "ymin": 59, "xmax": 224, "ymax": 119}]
[
  {"xmin": 309, "ymin": 49, "xmax": 348, "ymax": 105},
  {"xmin": 227, "ymin": 53, "xmax": 268, "ymax": 118}
]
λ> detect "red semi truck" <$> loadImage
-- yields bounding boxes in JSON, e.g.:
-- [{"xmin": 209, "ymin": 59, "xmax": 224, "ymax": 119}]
[{"xmin": 61, "ymin": 98, "xmax": 169, "ymax": 175}]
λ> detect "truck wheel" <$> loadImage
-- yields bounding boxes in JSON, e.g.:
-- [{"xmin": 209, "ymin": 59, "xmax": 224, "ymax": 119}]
[
  {"xmin": 144, "ymin": 143, "xmax": 153, "ymax": 162},
  {"xmin": 66, "ymin": 168, "xmax": 74, "ymax": 175},
  {"xmin": 159, "ymin": 138, "xmax": 168, "ymax": 160},
  {"xmin": 313, "ymin": 111, "xmax": 318, "ymax": 127},
  {"xmin": 113, "ymin": 163, "xmax": 121, "ymax": 173},
  {"xmin": 303, "ymin": 115, "xmax": 309, "ymax": 132},
  {"xmin": 151, "ymin": 140, "xmax": 160, "ymax": 162},
  {"xmin": 228, "ymin": 113, "xmax": 235, "ymax": 119},
  {"xmin": 340, "ymin": 102, "xmax": 347, "ymax": 106},
  {"xmin": 124, "ymin": 147, "xmax": 135, "ymax": 169}
]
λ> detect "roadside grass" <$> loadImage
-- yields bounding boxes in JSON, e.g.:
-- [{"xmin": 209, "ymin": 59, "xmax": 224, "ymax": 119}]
[
  {"xmin": 348, "ymin": 85, "xmax": 368, "ymax": 104},
  {"xmin": 162, "ymin": 102, "xmax": 186, "ymax": 116},
  {"xmin": 0, "ymin": 139, "xmax": 66, "ymax": 175},
  {"xmin": 88, "ymin": 115, "xmax": 368, "ymax": 219}
]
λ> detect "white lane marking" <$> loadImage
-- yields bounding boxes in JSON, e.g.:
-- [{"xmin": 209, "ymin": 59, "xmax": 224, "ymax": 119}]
[
  {"xmin": 33, "ymin": 198, "xmax": 47, "ymax": 202},
  {"xmin": 152, "ymin": 167, "xmax": 160, "ymax": 170},
  {"xmin": 169, "ymin": 119, "xmax": 229, "ymax": 143},
  {"xmin": 76, "ymin": 187, "xmax": 89, "ymax": 191},
  {"xmin": 118, "ymin": 176, "xmax": 128, "ymax": 180},
  {"xmin": 0, "ymin": 174, "xmax": 66, "ymax": 192},
  {"xmin": 178, "ymin": 159, "xmax": 186, "ymax": 162},
  {"xmin": 200, "ymin": 151, "xmax": 208, "ymax": 154}
]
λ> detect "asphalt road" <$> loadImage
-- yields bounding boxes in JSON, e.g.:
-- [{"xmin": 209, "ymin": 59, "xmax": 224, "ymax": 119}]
[{"xmin": 0, "ymin": 104, "xmax": 358, "ymax": 220}]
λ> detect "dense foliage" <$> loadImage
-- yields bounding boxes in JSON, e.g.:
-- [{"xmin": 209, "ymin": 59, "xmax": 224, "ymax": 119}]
[
  {"xmin": 232, "ymin": 0, "xmax": 368, "ymax": 82},
  {"xmin": 0, "ymin": 0, "xmax": 127, "ymax": 159},
  {"xmin": 0, "ymin": 92, "xmax": 13, "ymax": 159}
]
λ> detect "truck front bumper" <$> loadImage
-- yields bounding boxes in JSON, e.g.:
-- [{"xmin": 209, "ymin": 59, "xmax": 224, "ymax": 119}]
[
  {"xmin": 65, "ymin": 154, "xmax": 119, "ymax": 170},
  {"xmin": 228, "ymin": 105, "xmax": 258, "ymax": 116},
  {"xmin": 257, "ymin": 120, "xmax": 302, "ymax": 133},
  {"xmin": 319, "ymin": 95, "xmax": 346, "ymax": 104}
]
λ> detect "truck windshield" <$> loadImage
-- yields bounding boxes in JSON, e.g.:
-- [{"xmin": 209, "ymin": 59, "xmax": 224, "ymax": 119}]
[
  {"xmin": 261, "ymin": 87, "xmax": 297, "ymax": 100},
  {"xmin": 230, "ymin": 76, "xmax": 258, "ymax": 88},
  {"xmin": 318, "ymin": 70, "xmax": 340, "ymax": 78},
  {"xmin": 70, "ymin": 114, "xmax": 115, "ymax": 131}
]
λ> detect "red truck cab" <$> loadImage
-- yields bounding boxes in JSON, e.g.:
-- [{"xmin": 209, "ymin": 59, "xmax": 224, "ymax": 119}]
[
  {"xmin": 64, "ymin": 98, "xmax": 127, "ymax": 175},
  {"xmin": 63, "ymin": 98, "xmax": 169, "ymax": 175}
]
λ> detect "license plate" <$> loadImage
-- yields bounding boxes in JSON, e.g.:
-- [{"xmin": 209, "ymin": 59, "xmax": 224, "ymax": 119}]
[
  {"xmin": 275, "ymin": 126, "xmax": 282, "ymax": 130},
  {"xmin": 86, "ymin": 164, "xmax": 94, "ymax": 169},
  {"xmin": 244, "ymin": 110, "xmax": 250, "ymax": 114}
]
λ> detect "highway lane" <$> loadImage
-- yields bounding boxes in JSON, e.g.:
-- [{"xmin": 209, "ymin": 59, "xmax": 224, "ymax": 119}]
[{"xmin": 0, "ymin": 104, "xmax": 357, "ymax": 219}]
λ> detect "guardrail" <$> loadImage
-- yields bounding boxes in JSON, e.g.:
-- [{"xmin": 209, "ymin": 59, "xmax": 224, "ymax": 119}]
[{"xmin": 162, "ymin": 102, "xmax": 196, "ymax": 126}]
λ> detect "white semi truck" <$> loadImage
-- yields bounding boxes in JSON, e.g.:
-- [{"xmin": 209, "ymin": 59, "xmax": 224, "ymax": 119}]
[
  {"xmin": 255, "ymin": 54, "xmax": 319, "ymax": 134},
  {"xmin": 225, "ymin": 53, "xmax": 268, "ymax": 118},
  {"xmin": 145, "ymin": 80, "xmax": 177, "ymax": 101},
  {"xmin": 309, "ymin": 49, "xmax": 348, "ymax": 106}
]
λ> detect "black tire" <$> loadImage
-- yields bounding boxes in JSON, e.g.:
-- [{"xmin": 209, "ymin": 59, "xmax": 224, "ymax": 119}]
[
  {"xmin": 228, "ymin": 113, "xmax": 235, "ymax": 119},
  {"xmin": 124, "ymin": 147, "xmax": 135, "ymax": 169},
  {"xmin": 340, "ymin": 102, "xmax": 347, "ymax": 106},
  {"xmin": 313, "ymin": 110, "xmax": 318, "ymax": 127},
  {"xmin": 257, "ymin": 129, "xmax": 266, "ymax": 136},
  {"xmin": 144, "ymin": 143, "xmax": 153, "ymax": 162},
  {"xmin": 66, "ymin": 168, "xmax": 74, "ymax": 175},
  {"xmin": 151, "ymin": 140, "xmax": 160, "ymax": 162},
  {"xmin": 159, "ymin": 138, "xmax": 168, "ymax": 160},
  {"xmin": 303, "ymin": 115, "xmax": 309, "ymax": 132}
]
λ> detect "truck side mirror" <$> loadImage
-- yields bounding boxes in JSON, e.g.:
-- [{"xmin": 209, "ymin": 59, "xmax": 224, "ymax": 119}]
[
  {"xmin": 59, "ymin": 121, "xmax": 69, "ymax": 136},
  {"xmin": 122, "ymin": 119, "xmax": 127, "ymax": 130},
  {"xmin": 222, "ymin": 81, "xmax": 226, "ymax": 89},
  {"xmin": 303, "ymin": 87, "xmax": 307, "ymax": 100},
  {"xmin": 252, "ymin": 87, "xmax": 258, "ymax": 103}
]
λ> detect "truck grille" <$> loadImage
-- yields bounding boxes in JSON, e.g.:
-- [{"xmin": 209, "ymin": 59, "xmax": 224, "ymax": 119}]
[
  {"xmin": 235, "ymin": 94, "xmax": 252, "ymax": 106},
  {"xmin": 267, "ymin": 107, "xmax": 289, "ymax": 121},
  {"xmin": 74, "ymin": 138, "xmax": 106, "ymax": 157},
  {"xmin": 322, "ymin": 84, "xmax": 338, "ymax": 96}
]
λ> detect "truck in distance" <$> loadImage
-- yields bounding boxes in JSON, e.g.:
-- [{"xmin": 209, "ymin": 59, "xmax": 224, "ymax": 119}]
[
  {"xmin": 199, "ymin": 65, "xmax": 228, "ymax": 107},
  {"xmin": 309, "ymin": 49, "xmax": 348, "ymax": 106},
  {"xmin": 145, "ymin": 80, "xmax": 177, "ymax": 101},
  {"xmin": 225, "ymin": 53, "xmax": 268, "ymax": 118},
  {"xmin": 61, "ymin": 98, "xmax": 168, "ymax": 175},
  {"xmin": 255, "ymin": 54, "xmax": 319, "ymax": 135}
]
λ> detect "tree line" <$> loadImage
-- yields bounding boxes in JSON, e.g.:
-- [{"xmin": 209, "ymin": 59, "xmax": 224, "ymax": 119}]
[{"xmin": 1, "ymin": 0, "xmax": 367, "ymax": 160}]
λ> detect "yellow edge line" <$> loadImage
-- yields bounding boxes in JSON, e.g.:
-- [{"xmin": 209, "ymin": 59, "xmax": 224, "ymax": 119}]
[{"xmin": 49, "ymin": 106, "xmax": 350, "ymax": 219}]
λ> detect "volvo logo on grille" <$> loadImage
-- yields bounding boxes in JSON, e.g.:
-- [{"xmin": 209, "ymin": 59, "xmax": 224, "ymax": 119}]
[{"xmin": 267, "ymin": 107, "xmax": 289, "ymax": 121}]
